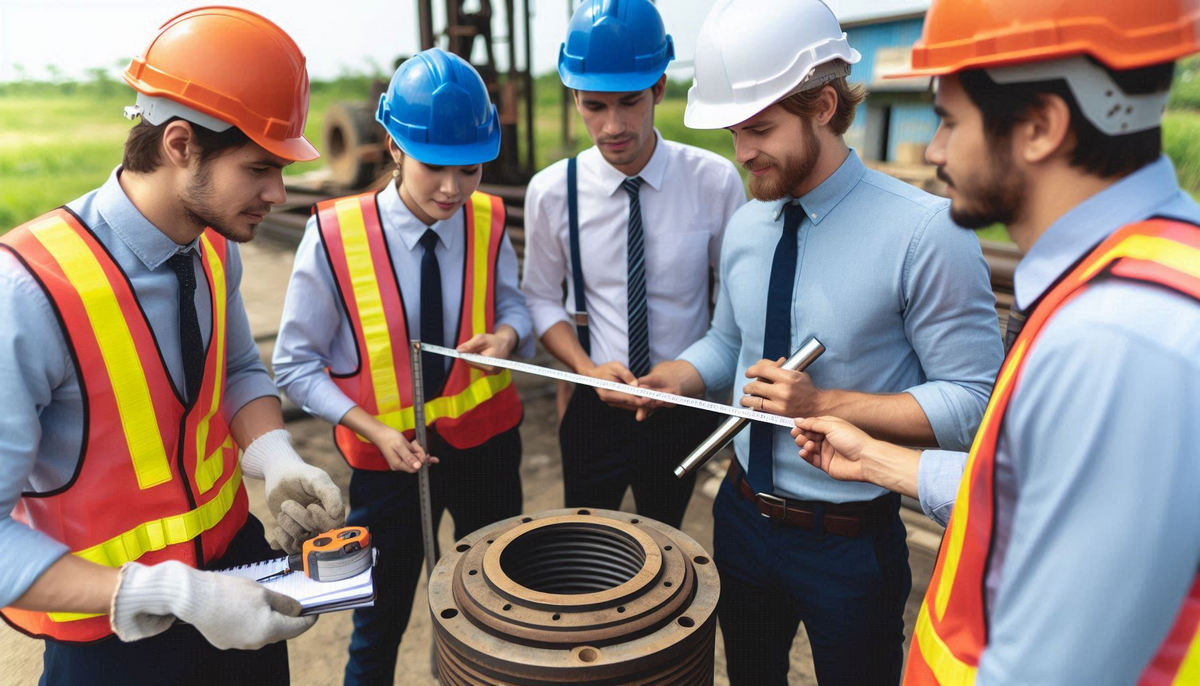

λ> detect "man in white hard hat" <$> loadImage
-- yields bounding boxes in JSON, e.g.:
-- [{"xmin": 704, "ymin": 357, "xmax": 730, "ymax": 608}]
[
  {"xmin": 522, "ymin": 0, "xmax": 745, "ymax": 529},
  {"xmin": 639, "ymin": 0, "xmax": 1002, "ymax": 682}
]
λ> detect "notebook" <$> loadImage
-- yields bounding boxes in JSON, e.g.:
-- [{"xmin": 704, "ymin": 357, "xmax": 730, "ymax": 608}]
[{"xmin": 217, "ymin": 549, "xmax": 377, "ymax": 616}]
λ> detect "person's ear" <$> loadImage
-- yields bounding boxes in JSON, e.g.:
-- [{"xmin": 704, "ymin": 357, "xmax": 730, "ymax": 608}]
[
  {"xmin": 1015, "ymin": 93, "xmax": 1072, "ymax": 165},
  {"xmin": 161, "ymin": 120, "xmax": 196, "ymax": 169},
  {"xmin": 813, "ymin": 85, "xmax": 838, "ymax": 127},
  {"xmin": 651, "ymin": 75, "xmax": 667, "ymax": 105}
]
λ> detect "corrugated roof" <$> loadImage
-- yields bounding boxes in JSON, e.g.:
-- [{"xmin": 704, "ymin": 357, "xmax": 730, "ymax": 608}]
[{"xmin": 826, "ymin": 0, "xmax": 930, "ymax": 25}]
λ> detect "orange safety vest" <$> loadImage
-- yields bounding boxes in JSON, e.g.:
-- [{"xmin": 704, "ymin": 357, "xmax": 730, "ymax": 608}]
[
  {"xmin": 0, "ymin": 209, "xmax": 247, "ymax": 643},
  {"xmin": 317, "ymin": 191, "xmax": 522, "ymax": 470},
  {"xmin": 905, "ymin": 219, "xmax": 1200, "ymax": 684}
]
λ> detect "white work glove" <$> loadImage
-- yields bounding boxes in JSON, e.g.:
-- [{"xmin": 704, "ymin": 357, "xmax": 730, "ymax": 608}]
[
  {"xmin": 241, "ymin": 429, "xmax": 346, "ymax": 554},
  {"xmin": 110, "ymin": 560, "xmax": 316, "ymax": 650}
]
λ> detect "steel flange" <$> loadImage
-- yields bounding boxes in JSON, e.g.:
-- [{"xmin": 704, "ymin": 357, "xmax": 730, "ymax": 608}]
[{"xmin": 428, "ymin": 508, "xmax": 720, "ymax": 685}]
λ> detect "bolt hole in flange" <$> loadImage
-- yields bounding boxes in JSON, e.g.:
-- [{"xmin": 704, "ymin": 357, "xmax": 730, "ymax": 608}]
[{"xmin": 429, "ymin": 509, "xmax": 720, "ymax": 684}]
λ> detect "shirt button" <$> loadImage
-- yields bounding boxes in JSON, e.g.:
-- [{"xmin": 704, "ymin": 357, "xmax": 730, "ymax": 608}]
[{"xmin": 809, "ymin": 212, "xmax": 817, "ymax": 220}]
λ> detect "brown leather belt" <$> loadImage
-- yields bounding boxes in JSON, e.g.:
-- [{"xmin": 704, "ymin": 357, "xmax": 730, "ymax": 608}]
[{"xmin": 726, "ymin": 460, "xmax": 895, "ymax": 537}]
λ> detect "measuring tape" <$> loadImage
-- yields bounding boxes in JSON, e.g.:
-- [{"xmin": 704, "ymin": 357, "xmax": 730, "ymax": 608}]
[{"xmin": 419, "ymin": 343, "xmax": 796, "ymax": 429}]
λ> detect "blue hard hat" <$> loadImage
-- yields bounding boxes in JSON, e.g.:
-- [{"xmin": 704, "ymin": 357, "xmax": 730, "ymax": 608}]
[
  {"xmin": 375, "ymin": 48, "xmax": 500, "ymax": 166},
  {"xmin": 558, "ymin": 0, "xmax": 675, "ymax": 92}
]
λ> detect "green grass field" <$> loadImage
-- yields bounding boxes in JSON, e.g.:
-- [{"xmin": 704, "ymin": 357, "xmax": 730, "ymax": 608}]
[{"xmin": 3, "ymin": 76, "xmax": 1200, "ymax": 242}]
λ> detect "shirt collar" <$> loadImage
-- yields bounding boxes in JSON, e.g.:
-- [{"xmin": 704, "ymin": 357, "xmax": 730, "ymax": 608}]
[
  {"xmin": 772, "ymin": 148, "xmax": 865, "ymax": 224},
  {"xmin": 1013, "ymin": 155, "xmax": 1183, "ymax": 309},
  {"xmin": 377, "ymin": 180, "xmax": 458, "ymax": 252},
  {"xmin": 97, "ymin": 167, "xmax": 200, "ymax": 269},
  {"xmin": 593, "ymin": 129, "xmax": 668, "ymax": 196}
]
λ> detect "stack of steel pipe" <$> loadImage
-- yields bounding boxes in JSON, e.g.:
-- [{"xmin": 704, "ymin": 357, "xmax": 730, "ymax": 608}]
[{"xmin": 427, "ymin": 508, "xmax": 720, "ymax": 685}]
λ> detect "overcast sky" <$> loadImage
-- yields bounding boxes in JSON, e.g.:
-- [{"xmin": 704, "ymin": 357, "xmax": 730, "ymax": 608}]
[{"xmin": 0, "ymin": 0, "xmax": 926, "ymax": 83}]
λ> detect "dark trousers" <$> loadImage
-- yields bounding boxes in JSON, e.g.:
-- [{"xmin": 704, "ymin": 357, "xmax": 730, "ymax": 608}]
[
  {"xmin": 713, "ymin": 480, "xmax": 911, "ymax": 686},
  {"xmin": 559, "ymin": 385, "xmax": 716, "ymax": 528},
  {"xmin": 343, "ymin": 426, "xmax": 522, "ymax": 685},
  {"xmin": 39, "ymin": 515, "xmax": 289, "ymax": 685}
]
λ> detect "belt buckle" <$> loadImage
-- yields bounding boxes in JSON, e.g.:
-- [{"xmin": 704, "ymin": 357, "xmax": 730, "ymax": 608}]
[{"xmin": 755, "ymin": 492, "xmax": 788, "ymax": 519}]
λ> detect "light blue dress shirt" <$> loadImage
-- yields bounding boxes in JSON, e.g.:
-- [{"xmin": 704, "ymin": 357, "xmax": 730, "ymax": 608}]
[
  {"xmin": 0, "ymin": 168, "xmax": 277, "ymax": 607},
  {"xmin": 272, "ymin": 182, "xmax": 533, "ymax": 425},
  {"xmin": 680, "ymin": 150, "xmax": 1003, "ymax": 503},
  {"xmin": 916, "ymin": 156, "xmax": 1200, "ymax": 684}
]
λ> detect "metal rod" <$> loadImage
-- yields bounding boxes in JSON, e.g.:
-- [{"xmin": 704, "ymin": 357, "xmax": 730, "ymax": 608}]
[
  {"xmin": 673, "ymin": 336, "xmax": 825, "ymax": 479},
  {"xmin": 409, "ymin": 340, "xmax": 438, "ymax": 578}
]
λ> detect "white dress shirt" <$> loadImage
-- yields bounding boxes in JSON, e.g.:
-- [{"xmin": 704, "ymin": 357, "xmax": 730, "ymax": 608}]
[{"xmin": 521, "ymin": 131, "xmax": 745, "ymax": 368}]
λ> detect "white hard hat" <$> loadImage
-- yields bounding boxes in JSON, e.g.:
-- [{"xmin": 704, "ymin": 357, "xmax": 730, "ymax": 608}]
[{"xmin": 685, "ymin": 0, "xmax": 861, "ymax": 129}]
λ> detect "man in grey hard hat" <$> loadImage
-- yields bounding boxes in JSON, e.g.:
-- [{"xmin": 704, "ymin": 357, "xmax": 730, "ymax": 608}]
[{"xmin": 638, "ymin": 1, "xmax": 1002, "ymax": 682}]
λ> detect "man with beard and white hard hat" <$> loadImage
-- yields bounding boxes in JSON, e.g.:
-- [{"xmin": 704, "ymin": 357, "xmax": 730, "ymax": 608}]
[
  {"xmin": 522, "ymin": 0, "xmax": 745, "ymax": 529},
  {"xmin": 792, "ymin": 0, "xmax": 1200, "ymax": 683},
  {"xmin": 638, "ymin": 0, "xmax": 1003, "ymax": 682},
  {"xmin": 0, "ymin": 7, "xmax": 343, "ymax": 683}
]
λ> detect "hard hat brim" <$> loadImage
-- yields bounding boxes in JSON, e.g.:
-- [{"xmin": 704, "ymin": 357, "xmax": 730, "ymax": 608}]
[
  {"xmin": 559, "ymin": 66, "xmax": 666, "ymax": 93},
  {"xmin": 394, "ymin": 136, "xmax": 501, "ymax": 167},
  {"xmin": 260, "ymin": 134, "xmax": 320, "ymax": 163},
  {"xmin": 684, "ymin": 87, "xmax": 777, "ymax": 130}
]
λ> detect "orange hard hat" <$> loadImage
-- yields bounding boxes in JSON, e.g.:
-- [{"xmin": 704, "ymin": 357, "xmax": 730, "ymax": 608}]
[
  {"xmin": 123, "ymin": 6, "xmax": 318, "ymax": 161},
  {"xmin": 893, "ymin": 0, "xmax": 1200, "ymax": 77}
]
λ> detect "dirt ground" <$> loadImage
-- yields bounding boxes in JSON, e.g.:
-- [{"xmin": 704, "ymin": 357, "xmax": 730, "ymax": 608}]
[{"xmin": 0, "ymin": 238, "xmax": 942, "ymax": 685}]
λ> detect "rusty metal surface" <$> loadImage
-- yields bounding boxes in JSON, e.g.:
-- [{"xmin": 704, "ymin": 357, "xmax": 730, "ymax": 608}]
[{"xmin": 428, "ymin": 508, "xmax": 720, "ymax": 685}]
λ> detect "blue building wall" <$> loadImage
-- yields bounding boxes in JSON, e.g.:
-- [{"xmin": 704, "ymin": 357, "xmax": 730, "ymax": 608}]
[{"xmin": 843, "ymin": 16, "xmax": 940, "ymax": 162}]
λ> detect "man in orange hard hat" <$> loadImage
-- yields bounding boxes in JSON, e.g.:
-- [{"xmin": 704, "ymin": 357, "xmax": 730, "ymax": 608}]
[
  {"xmin": 792, "ymin": 1, "xmax": 1200, "ymax": 683},
  {"xmin": 0, "ymin": 7, "xmax": 344, "ymax": 682}
]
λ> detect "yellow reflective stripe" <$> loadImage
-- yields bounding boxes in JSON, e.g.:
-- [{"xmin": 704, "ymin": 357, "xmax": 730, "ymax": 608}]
[
  {"xmin": 470, "ymin": 194, "xmax": 491, "ymax": 335},
  {"xmin": 30, "ymin": 217, "xmax": 170, "ymax": 490},
  {"xmin": 1080, "ymin": 234, "xmax": 1200, "ymax": 283},
  {"xmin": 914, "ymin": 603, "xmax": 978, "ymax": 684},
  {"xmin": 337, "ymin": 198, "xmax": 403, "ymax": 417},
  {"xmin": 1174, "ymin": 631, "xmax": 1200, "ymax": 685},
  {"xmin": 936, "ymin": 336, "xmax": 1029, "ymax": 619},
  {"xmin": 194, "ymin": 236, "xmax": 227, "ymax": 494},
  {"xmin": 47, "ymin": 466, "xmax": 243, "ymax": 622},
  {"xmin": 371, "ymin": 369, "xmax": 513, "ymax": 436}
]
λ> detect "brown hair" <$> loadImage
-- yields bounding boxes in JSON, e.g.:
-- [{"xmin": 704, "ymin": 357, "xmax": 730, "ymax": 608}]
[
  {"xmin": 122, "ymin": 119, "xmax": 251, "ymax": 172},
  {"xmin": 777, "ymin": 72, "xmax": 865, "ymax": 135}
]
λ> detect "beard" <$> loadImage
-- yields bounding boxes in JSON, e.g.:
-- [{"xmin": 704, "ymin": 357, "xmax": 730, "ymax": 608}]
[
  {"xmin": 181, "ymin": 163, "xmax": 262, "ymax": 243},
  {"xmin": 746, "ymin": 125, "xmax": 821, "ymax": 202},
  {"xmin": 938, "ymin": 145, "xmax": 1023, "ymax": 230}
]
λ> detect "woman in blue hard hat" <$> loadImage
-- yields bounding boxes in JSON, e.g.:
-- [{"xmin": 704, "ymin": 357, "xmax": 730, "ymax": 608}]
[{"xmin": 272, "ymin": 47, "xmax": 532, "ymax": 683}]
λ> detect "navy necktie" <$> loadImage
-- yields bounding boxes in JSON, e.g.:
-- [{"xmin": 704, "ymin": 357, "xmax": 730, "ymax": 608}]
[
  {"xmin": 622, "ymin": 176, "xmax": 650, "ymax": 377},
  {"xmin": 419, "ymin": 229, "xmax": 445, "ymax": 399},
  {"xmin": 166, "ymin": 252, "xmax": 203, "ymax": 404},
  {"xmin": 747, "ymin": 203, "xmax": 803, "ymax": 493}
]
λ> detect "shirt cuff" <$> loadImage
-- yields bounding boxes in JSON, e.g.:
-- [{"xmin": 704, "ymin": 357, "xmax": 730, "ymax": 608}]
[
  {"xmin": 905, "ymin": 381, "xmax": 969, "ymax": 451},
  {"xmin": 497, "ymin": 315, "xmax": 535, "ymax": 359},
  {"xmin": 527, "ymin": 302, "xmax": 571, "ymax": 339},
  {"xmin": 224, "ymin": 370, "xmax": 280, "ymax": 419},
  {"xmin": 677, "ymin": 342, "xmax": 734, "ymax": 396},
  {"xmin": 917, "ymin": 449, "xmax": 967, "ymax": 527},
  {"xmin": 0, "ymin": 519, "xmax": 70, "ymax": 607}
]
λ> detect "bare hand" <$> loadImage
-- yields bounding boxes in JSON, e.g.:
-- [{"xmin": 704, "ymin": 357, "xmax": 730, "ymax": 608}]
[
  {"xmin": 369, "ymin": 424, "xmax": 437, "ymax": 473},
  {"xmin": 741, "ymin": 357, "xmax": 824, "ymax": 418},
  {"xmin": 457, "ymin": 327, "xmax": 517, "ymax": 374},
  {"xmin": 582, "ymin": 361, "xmax": 649, "ymax": 411},
  {"xmin": 790, "ymin": 416, "xmax": 872, "ymax": 482},
  {"xmin": 633, "ymin": 360, "xmax": 702, "ymax": 422}
]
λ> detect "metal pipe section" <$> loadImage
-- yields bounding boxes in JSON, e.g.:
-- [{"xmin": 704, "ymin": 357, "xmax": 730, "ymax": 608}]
[
  {"xmin": 428, "ymin": 509, "xmax": 720, "ymax": 685},
  {"xmin": 674, "ymin": 337, "xmax": 825, "ymax": 479}
]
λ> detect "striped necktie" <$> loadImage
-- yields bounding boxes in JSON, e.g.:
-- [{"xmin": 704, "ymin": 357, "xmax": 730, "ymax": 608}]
[{"xmin": 622, "ymin": 176, "xmax": 651, "ymax": 377}]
